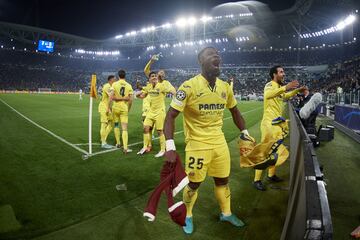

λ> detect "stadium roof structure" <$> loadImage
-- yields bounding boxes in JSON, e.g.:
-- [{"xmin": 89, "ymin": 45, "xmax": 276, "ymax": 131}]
[{"xmin": 0, "ymin": 0, "xmax": 357, "ymax": 50}]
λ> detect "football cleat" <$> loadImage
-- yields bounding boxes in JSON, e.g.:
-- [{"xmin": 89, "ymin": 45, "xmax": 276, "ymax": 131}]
[
  {"xmin": 266, "ymin": 175, "xmax": 283, "ymax": 183},
  {"xmin": 154, "ymin": 151, "xmax": 165, "ymax": 158},
  {"xmin": 183, "ymin": 217, "xmax": 193, "ymax": 234},
  {"xmin": 253, "ymin": 180, "xmax": 266, "ymax": 191},
  {"xmin": 101, "ymin": 143, "xmax": 114, "ymax": 149},
  {"xmin": 219, "ymin": 213, "xmax": 245, "ymax": 227},
  {"xmin": 137, "ymin": 147, "xmax": 147, "ymax": 155},
  {"xmin": 123, "ymin": 148, "xmax": 133, "ymax": 154}
]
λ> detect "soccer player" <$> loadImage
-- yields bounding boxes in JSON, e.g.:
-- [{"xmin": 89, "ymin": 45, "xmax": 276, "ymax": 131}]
[
  {"xmin": 253, "ymin": 65, "xmax": 305, "ymax": 191},
  {"xmin": 143, "ymin": 54, "xmax": 176, "ymax": 151},
  {"xmin": 144, "ymin": 54, "xmax": 176, "ymax": 95},
  {"xmin": 98, "ymin": 76, "xmax": 116, "ymax": 149},
  {"xmin": 136, "ymin": 71, "xmax": 170, "ymax": 157},
  {"xmin": 164, "ymin": 47, "xmax": 251, "ymax": 234},
  {"xmin": 79, "ymin": 88, "xmax": 83, "ymax": 100},
  {"xmin": 110, "ymin": 70, "xmax": 134, "ymax": 153}
]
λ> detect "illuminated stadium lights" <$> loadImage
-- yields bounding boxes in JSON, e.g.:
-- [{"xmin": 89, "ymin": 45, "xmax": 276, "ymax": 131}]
[
  {"xmin": 159, "ymin": 43, "xmax": 170, "ymax": 49},
  {"xmin": 239, "ymin": 13, "xmax": 253, "ymax": 17},
  {"xmin": 113, "ymin": 12, "xmax": 253, "ymax": 39},
  {"xmin": 141, "ymin": 26, "xmax": 156, "ymax": 33},
  {"xmin": 75, "ymin": 49, "xmax": 120, "ymax": 56},
  {"xmin": 235, "ymin": 36, "xmax": 250, "ymax": 42},
  {"xmin": 300, "ymin": 14, "xmax": 356, "ymax": 38},
  {"xmin": 200, "ymin": 15, "xmax": 212, "ymax": 23},
  {"xmin": 187, "ymin": 17, "xmax": 197, "ymax": 26},
  {"xmin": 161, "ymin": 23, "xmax": 172, "ymax": 28},
  {"xmin": 176, "ymin": 18, "xmax": 187, "ymax": 27},
  {"xmin": 126, "ymin": 31, "xmax": 137, "ymax": 36},
  {"xmin": 146, "ymin": 45, "xmax": 156, "ymax": 51},
  {"xmin": 336, "ymin": 14, "xmax": 356, "ymax": 30}
]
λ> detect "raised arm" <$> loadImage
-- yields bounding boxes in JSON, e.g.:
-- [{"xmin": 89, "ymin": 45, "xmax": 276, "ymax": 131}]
[{"xmin": 265, "ymin": 80, "xmax": 299, "ymax": 99}]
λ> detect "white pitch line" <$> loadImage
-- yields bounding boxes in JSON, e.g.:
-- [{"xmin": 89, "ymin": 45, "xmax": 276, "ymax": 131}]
[
  {"xmin": 0, "ymin": 98, "xmax": 88, "ymax": 155},
  {"xmin": 87, "ymin": 106, "xmax": 263, "ymax": 158},
  {"xmin": 74, "ymin": 143, "xmax": 101, "ymax": 146}
]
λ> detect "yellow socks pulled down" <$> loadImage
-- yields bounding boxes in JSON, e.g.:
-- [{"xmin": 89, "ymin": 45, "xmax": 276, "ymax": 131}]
[
  {"xmin": 268, "ymin": 166, "xmax": 276, "ymax": 177},
  {"xmin": 254, "ymin": 169, "xmax": 263, "ymax": 182},
  {"xmin": 143, "ymin": 133, "xmax": 150, "ymax": 148},
  {"xmin": 254, "ymin": 166, "xmax": 276, "ymax": 182},
  {"xmin": 100, "ymin": 123, "xmax": 107, "ymax": 144},
  {"xmin": 214, "ymin": 185, "xmax": 231, "ymax": 216},
  {"xmin": 183, "ymin": 185, "xmax": 198, "ymax": 217},
  {"xmin": 114, "ymin": 127, "xmax": 121, "ymax": 146},
  {"xmin": 159, "ymin": 134, "xmax": 165, "ymax": 152},
  {"xmin": 122, "ymin": 130, "xmax": 128, "ymax": 150},
  {"xmin": 105, "ymin": 123, "xmax": 112, "ymax": 137}
]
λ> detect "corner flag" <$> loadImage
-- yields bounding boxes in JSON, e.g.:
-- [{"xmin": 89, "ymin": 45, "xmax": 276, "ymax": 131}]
[
  {"xmin": 90, "ymin": 74, "xmax": 97, "ymax": 99},
  {"xmin": 88, "ymin": 74, "xmax": 97, "ymax": 156}
]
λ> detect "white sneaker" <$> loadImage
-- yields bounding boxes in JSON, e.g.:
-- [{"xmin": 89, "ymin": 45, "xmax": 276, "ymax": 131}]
[
  {"xmin": 123, "ymin": 148, "xmax": 133, "ymax": 153},
  {"xmin": 101, "ymin": 143, "xmax": 114, "ymax": 149},
  {"xmin": 137, "ymin": 147, "xmax": 147, "ymax": 155},
  {"xmin": 154, "ymin": 151, "xmax": 165, "ymax": 158}
]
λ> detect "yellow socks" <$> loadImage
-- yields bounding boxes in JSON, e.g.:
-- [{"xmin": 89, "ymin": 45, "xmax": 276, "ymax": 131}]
[
  {"xmin": 254, "ymin": 169, "xmax": 263, "ymax": 182},
  {"xmin": 122, "ymin": 130, "xmax": 128, "ymax": 150},
  {"xmin": 100, "ymin": 123, "xmax": 107, "ymax": 144},
  {"xmin": 143, "ymin": 133, "xmax": 150, "ymax": 148},
  {"xmin": 183, "ymin": 185, "xmax": 198, "ymax": 217},
  {"xmin": 114, "ymin": 127, "xmax": 121, "ymax": 145},
  {"xmin": 214, "ymin": 185, "xmax": 231, "ymax": 216},
  {"xmin": 159, "ymin": 134, "xmax": 165, "ymax": 152},
  {"xmin": 268, "ymin": 166, "xmax": 276, "ymax": 177},
  {"xmin": 105, "ymin": 123, "xmax": 112, "ymax": 137}
]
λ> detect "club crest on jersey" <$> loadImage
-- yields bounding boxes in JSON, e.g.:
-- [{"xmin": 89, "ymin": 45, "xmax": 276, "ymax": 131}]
[
  {"xmin": 221, "ymin": 92, "xmax": 226, "ymax": 99},
  {"xmin": 176, "ymin": 90, "xmax": 186, "ymax": 101}
]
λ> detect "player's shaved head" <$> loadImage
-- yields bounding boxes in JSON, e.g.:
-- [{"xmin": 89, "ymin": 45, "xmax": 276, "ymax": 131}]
[
  {"xmin": 197, "ymin": 47, "xmax": 217, "ymax": 63},
  {"xmin": 198, "ymin": 47, "xmax": 221, "ymax": 79}
]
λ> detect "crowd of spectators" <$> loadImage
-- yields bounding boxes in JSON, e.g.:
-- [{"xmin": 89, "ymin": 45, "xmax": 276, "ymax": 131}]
[{"xmin": 1, "ymin": 45, "xmax": 359, "ymax": 96}]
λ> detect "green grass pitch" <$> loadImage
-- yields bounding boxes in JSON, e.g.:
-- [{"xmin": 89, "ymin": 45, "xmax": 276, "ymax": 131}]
[{"xmin": 0, "ymin": 93, "xmax": 292, "ymax": 239}]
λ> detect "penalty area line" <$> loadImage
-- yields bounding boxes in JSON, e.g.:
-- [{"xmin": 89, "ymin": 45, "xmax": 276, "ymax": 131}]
[{"xmin": 0, "ymin": 98, "xmax": 88, "ymax": 155}]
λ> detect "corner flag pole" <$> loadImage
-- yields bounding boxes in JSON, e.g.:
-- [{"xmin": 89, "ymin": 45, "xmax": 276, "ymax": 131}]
[{"xmin": 89, "ymin": 74, "xmax": 97, "ymax": 155}]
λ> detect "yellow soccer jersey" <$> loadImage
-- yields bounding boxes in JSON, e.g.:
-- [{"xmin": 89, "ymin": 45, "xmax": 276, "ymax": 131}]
[
  {"xmin": 112, "ymin": 79, "xmax": 133, "ymax": 112},
  {"xmin": 161, "ymin": 80, "xmax": 176, "ymax": 94},
  {"xmin": 98, "ymin": 83, "xmax": 113, "ymax": 112},
  {"xmin": 262, "ymin": 81, "xmax": 300, "ymax": 123},
  {"xmin": 170, "ymin": 74, "xmax": 237, "ymax": 150},
  {"xmin": 142, "ymin": 95, "xmax": 151, "ymax": 113},
  {"xmin": 142, "ymin": 82, "xmax": 169, "ymax": 114}
]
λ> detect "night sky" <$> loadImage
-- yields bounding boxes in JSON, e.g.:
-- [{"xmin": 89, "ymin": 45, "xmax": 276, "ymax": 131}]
[{"xmin": 0, "ymin": 0, "xmax": 295, "ymax": 39}]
